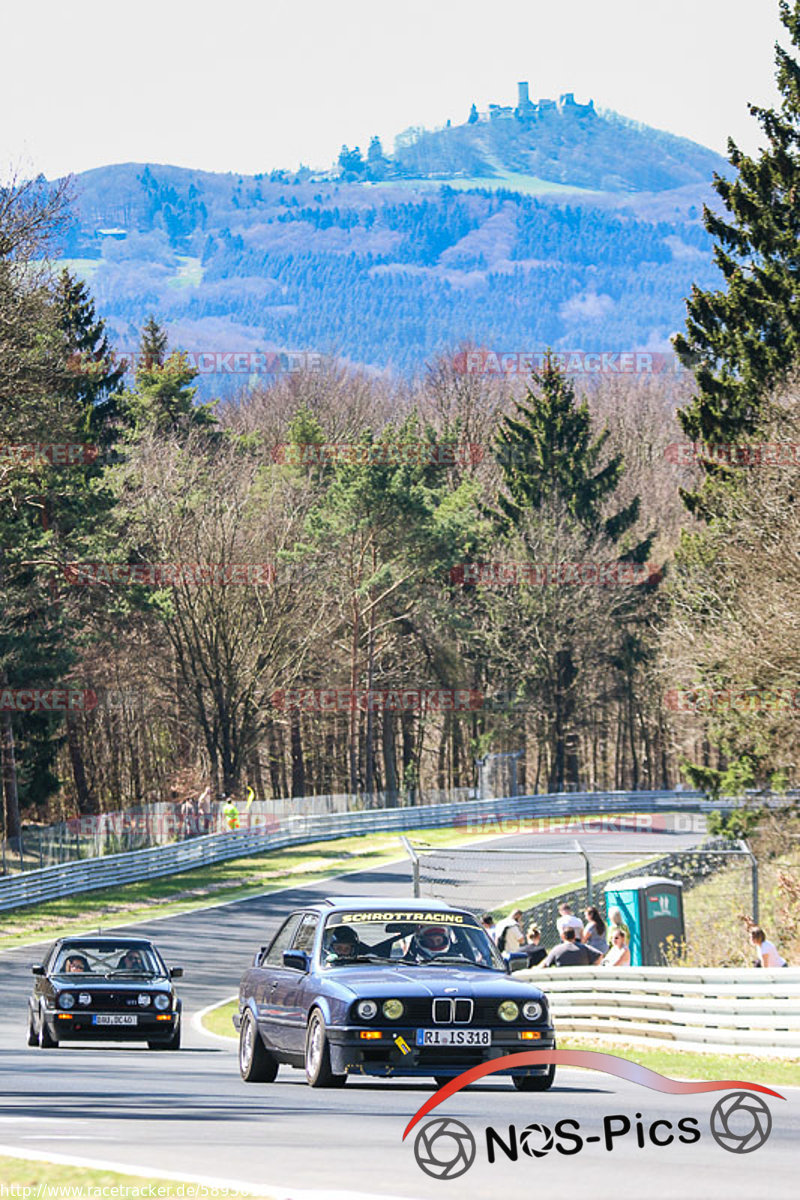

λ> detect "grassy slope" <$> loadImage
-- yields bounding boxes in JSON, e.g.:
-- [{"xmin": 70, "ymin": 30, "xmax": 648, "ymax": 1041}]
[{"xmin": 0, "ymin": 826, "xmax": 485, "ymax": 949}]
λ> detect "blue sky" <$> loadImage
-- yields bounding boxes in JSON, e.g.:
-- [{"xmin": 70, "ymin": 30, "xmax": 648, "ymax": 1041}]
[{"xmin": 2, "ymin": 0, "xmax": 785, "ymax": 179}]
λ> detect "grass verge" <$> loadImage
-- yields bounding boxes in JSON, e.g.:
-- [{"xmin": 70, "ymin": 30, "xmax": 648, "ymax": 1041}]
[
  {"xmin": 0, "ymin": 1155, "xmax": 267, "ymax": 1197},
  {"xmin": 494, "ymin": 856, "xmax": 655, "ymax": 916},
  {"xmin": 560, "ymin": 1035, "xmax": 800, "ymax": 1088},
  {"xmin": 0, "ymin": 826, "xmax": 485, "ymax": 950},
  {"xmin": 201, "ymin": 999, "xmax": 238, "ymax": 1039}
]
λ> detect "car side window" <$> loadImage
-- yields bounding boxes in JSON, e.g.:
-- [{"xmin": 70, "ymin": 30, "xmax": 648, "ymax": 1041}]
[
  {"xmin": 263, "ymin": 915, "xmax": 303, "ymax": 967},
  {"xmin": 291, "ymin": 914, "xmax": 318, "ymax": 955}
]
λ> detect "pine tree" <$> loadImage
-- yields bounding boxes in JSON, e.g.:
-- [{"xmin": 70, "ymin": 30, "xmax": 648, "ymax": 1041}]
[
  {"xmin": 468, "ymin": 103, "xmax": 479, "ymax": 125},
  {"xmin": 139, "ymin": 314, "xmax": 168, "ymax": 368},
  {"xmin": 674, "ymin": 0, "xmax": 800, "ymax": 510},
  {"xmin": 56, "ymin": 269, "xmax": 125, "ymax": 433},
  {"xmin": 493, "ymin": 357, "xmax": 648, "ymax": 555}
]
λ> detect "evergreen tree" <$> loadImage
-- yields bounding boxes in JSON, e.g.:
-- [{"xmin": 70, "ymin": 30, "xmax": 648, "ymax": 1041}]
[
  {"xmin": 492, "ymin": 357, "xmax": 647, "ymax": 555},
  {"xmin": 57, "ymin": 270, "xmax": 125, "ymax": 428},
  {"xmin": 468, "ymin": 103, "xmax": 479, "ymax": 124},
  {"xmin": 139, "ymin": 314, "xmax": 168, "ymax": 368},
  {"xmin": 674, "ymin": 0, "xmax": 800, "ymax": 511}
]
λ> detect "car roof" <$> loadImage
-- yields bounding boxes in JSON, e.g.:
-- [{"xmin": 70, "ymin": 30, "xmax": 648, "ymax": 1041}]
[
  {"xmin": 57, "ymin": 936, "xmax": 154, "ymax": 947},
  {"xmin": 310, "ymin": 896, "xmax": 466, "ymax": 914}
]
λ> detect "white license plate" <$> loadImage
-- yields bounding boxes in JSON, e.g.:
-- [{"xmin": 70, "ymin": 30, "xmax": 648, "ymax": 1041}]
[
  {"xmin": 416, "ymin": 1028, "xmax": 490, "ymax": 1047},
  {"xmin": 92, "ymin": 1014, "xmax": 138, "ymax": 1026}
]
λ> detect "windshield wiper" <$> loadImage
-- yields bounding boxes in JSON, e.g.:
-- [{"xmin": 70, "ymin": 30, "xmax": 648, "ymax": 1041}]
[
  {"xmin": 424, "ymin": 955, "xmax": 497, "ymax": 970},
  {"xmin": 104, "ymin": 971, "xmax": 152, "ymax": 978}
]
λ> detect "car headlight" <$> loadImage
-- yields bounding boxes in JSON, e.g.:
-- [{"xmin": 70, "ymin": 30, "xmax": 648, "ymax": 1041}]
[
  {"xmin": 154, "ymin": 994, "xmax": 171, "ymax": 1011},
  {"xmin": 522, "ymin": 1001, "xmax": 543, "ymax": 1021},
  {"xmin": 138, "ymin": 994, "xmax": 151, "ymax": 1007},
  {"xmin": 382, "ymin": 999, "xmax": 404, "ymax": 1020},
  {"xmin": 59, "ymin": 993, "xmax": 75, "ymax": 1010},
  {"xmin": 78, "ymin": 993, "xmax": 92, "ymax": 1007},
  {"xmin": 498, "ymin": 1000, "xmax": 519, "ymax": 1022},
  {"xmin": 356, "ymin": 1000, "xmax": 378, "ymax": 1020}
]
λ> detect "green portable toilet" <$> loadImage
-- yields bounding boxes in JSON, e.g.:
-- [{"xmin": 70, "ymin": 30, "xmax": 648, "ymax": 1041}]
[{"xmin": 603, "ymin": 876, "xmax": 685, "ymax": 966}]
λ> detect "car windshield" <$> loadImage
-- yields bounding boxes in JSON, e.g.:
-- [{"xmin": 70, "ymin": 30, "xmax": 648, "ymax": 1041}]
[
  {"xmin": 320, "ymin": 911, "xmax": 504, "ymax": 970},
  {"xmin": 52, "ymin": 944, "xmax": 162, "ymax": 977}
]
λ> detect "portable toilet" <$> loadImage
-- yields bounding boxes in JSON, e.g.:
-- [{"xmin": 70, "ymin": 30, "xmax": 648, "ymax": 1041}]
[{"xmin": 603, "ymin": 876, "xmax": 685, "ymax": 966}]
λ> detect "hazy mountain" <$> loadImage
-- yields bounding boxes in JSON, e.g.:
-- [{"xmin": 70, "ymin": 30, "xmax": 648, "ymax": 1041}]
[{"xmin": 52, "ymin": 96, "xmax": 728, "ymax": 388}]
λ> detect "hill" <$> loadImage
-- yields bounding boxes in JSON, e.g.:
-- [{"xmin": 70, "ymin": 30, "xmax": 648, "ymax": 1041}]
[{"xmin": 51, "ymin": 95, "xmax": 729, "ymax": 386}]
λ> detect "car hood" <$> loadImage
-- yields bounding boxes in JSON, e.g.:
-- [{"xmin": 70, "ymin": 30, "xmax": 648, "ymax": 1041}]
[{"xmin": 322, "ymin": 965, "xmax": 546, "ymax": 1000}]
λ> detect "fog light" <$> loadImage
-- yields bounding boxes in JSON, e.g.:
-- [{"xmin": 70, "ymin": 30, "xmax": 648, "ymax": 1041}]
[
  {"xmin": 359, "ymin": 1031, "xmax": 382, "ymax": 1040},
  {"xmin": 519, "ymin": 1030, "xmax": 542, "ymax": 1040}
]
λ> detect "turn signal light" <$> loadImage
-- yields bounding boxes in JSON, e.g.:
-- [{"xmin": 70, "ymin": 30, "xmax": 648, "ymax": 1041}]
[
  {"xmin": 56, "ymin": 1014, "xmax": 73, "ymax": 1020},
  {"xmin": 519, "ymin": 1030, "xmax": 541, "ymax": 1040},
  {"xmin": 155, "ymin": 1014, "xmax": 172, "ymax": 1021},
  {"xmin": 359, "ymin": 1031, "xmax": 382, "ymax": 1040}
]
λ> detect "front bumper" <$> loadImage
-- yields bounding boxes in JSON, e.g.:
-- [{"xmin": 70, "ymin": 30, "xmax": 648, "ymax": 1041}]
[
  {"xmin": 46, "ymin": 1011, "xmax": 178, "ymax": 1041},
  {"xmin": 327, "ymin": 1024, "xmax": 556, "ymax": 1078}
]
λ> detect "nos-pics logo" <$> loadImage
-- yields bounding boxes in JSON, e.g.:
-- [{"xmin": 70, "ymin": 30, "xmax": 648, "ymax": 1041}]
[{"xmin": 403, "ymin": 1051, "xmax": 783, "ymax": 1180}]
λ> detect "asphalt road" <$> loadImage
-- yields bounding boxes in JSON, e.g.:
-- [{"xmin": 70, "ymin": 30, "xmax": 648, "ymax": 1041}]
[{"xmin": 1, "ymin": 824, "xmax": 796, "ymax": 1200}]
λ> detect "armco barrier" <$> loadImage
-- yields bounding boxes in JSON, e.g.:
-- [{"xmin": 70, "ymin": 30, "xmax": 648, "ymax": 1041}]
[
  {"xmin": 515, "ymin": 965, "xmax": 800, "ymax": 1056},
  {"xmin": 0, "ymin": 788, "xmax": 737, "ymax": 913}
]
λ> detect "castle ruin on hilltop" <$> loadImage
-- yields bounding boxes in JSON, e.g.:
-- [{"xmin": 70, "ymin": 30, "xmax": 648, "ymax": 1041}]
[{"xmin": 482, "ymin": 82, "xmax": 595, "ymax": 122}]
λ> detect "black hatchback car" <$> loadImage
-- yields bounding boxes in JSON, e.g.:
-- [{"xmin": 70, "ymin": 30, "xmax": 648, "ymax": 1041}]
[
  {"xmin": 235, "ymin": 896, "xmax": 555, "ymax": 1089},
  {"xmin": 27, "ymin": 936, "xmax": 183, "ymax": 1050}
]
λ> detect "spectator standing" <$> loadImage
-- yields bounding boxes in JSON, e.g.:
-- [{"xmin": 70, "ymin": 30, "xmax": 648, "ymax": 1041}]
[
  {"xmin": 608, "ymin": 906, "xmax": 631, "ymax": 946},
  {"xmin": 582, "ymin": 906, "xmax": 608, "ymax": 954},
  {"xmin": 180, "ymin": 796, "xmax": 198, "ymax": 839},
  {"xmin": 481, "ymin": 914, "xmax": 497, "ymax": 943},
  {"xmin": 603, "ymin": 930, "xmax": 631, "ymax": 966},
  {"xmin": 222, "ymin": 796, "xmax": 240, "ymax": 831},
  {"xmin": 556, "ymin": 902, "xmax": 584, "ymax": 938},
  {"xmin": 750, "ymin": 927, "xmax": 788, "ymax": 967},
  {"xmin": 196, "ymin": 786, "xmax": 212, "ymax": 834},
  {"xmin": 495, "ymin": 909, "xmax": 525, "ymax": 955},
  {"xmin": 541, "ymin": 927, "xmax": 603, "ymax": 968},
  {"xmin": 523, "ymin": 925, "xmax": 547, "ymax": 967}
]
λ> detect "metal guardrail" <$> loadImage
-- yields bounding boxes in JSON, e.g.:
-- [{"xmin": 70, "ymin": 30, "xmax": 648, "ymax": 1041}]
[
  {"xmin": 0, "ymin": 788, "xmax": 735, "ymax": 913},
  {"xmin": 516, "ymin": 966, "xmax": 800, "ymax": 1055}
]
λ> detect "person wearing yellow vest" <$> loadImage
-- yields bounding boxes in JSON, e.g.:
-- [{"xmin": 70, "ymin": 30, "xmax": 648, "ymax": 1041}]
[{"xmin": 223, "ymin": 796, "xmax": 240, "ymax": 830}]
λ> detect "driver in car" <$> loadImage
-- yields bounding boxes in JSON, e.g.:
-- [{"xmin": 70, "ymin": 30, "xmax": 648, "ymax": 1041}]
[
  {"xmin": 323, "ymin": 925, "xmax": 362, "ymax": 963},
  {"xmin": 117, "ymin": 950, "xmax": 146, "ymax": 971}
]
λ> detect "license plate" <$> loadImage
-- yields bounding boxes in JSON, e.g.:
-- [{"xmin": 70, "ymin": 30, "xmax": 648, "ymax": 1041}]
[
  {"xmin": 416, "ymin": 1028, "xmax": 490, "ymax": 1047},
  {"xmin": 92, "ymin": 1014, "xmax": 138, "ymax": 1026}
]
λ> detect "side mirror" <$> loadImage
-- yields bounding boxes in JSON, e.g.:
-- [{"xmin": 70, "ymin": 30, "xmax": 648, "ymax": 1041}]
[
  {"xmin": 169, "ymin": 967, "xmax": 184, "ymax": 979},
  {"xmin": 31, "ymin": 965, "xmax": 45, "ymax": 976},
  {"xmin": 283, "ymin": 949, "xmax": 310, "ymax": 972},
  {"xmin": 507, "ymin": 955, "xmax": 527, "ymax": 973}
]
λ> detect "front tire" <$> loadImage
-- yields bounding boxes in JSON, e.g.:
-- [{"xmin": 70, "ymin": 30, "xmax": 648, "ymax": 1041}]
[
  {"xmin": 305, "ymin": 1010, "xmax": 346, "ymax": 1088},
  {"xmin": 39, "ymin": 1012, "xmax": 58, "ymax": 1049},
  {"xmin": 149, "ymin": 1023, "xmax": 181, "ymax": 1051},
  {"xmin": 513, "ymin": 1063, "xmax": 555, "ymax": 1091},
  {"xmin": 27, "ymin": 1011, "xmax": 38, "ymax": 1047},
  {"xmin": 239, "ymin": 1010, "xmax": 278, "ymax": 1082}
]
